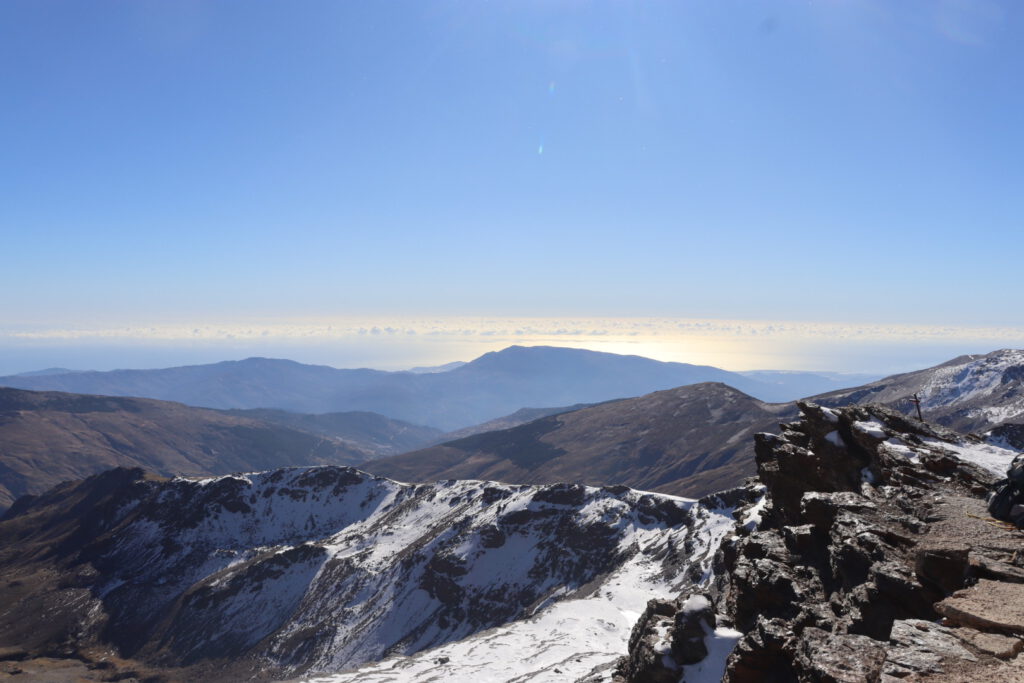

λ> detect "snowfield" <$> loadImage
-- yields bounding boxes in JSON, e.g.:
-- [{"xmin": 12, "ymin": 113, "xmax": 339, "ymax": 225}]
[
  {"xmin": 299, "ymin": 498, "xmax": 742, "ymax": 683},
  {"xmin": 73, "ymin": 466, "xmax": 758, "ymax": 681}
]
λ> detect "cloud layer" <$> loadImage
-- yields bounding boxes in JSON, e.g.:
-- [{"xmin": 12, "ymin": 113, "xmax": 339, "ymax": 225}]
[
  {"xmin": 1, "ymin": 316, "xmax": 1022, "ymax": 377},
  {"xmin": 5, "ymin": 316, "xmax": 1024, "ymax": 345}
]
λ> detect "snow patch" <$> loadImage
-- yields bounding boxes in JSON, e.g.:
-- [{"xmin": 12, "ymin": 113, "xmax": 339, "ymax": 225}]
[
  {"xmin": 681, "ymin": 624, "xmax": 743, "ymax": 683},
  {"xmin": 740, "ymin": 492, "xmax": 768, "ymax": 533},
  {"xmin": 853, "ymin": 419, "xmax": 887, "ymax": 439},
  {"xmin": 921, "ymin": 438, "xmax": 1017, "ymax": 477},
  {"xmin": 825, "ymin": 431, "xmax": 845, "ymax": 448},
  {"xmin": 881, "ymin": 437, "xmax": 920, "ymax": 464}
]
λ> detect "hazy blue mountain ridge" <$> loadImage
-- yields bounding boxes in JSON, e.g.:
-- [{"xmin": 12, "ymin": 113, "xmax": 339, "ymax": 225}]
[{"xmin": 0, "ymin": 346, "xmax": 797, "ymax": 430}]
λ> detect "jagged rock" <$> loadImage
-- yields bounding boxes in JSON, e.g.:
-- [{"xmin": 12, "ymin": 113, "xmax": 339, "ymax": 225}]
[
  {"xmin": 883, "ymin": 619, "xmax": 976, "ymax": 677},
  {"xmin": 714, "ymin": 616, "xmax": 795, "ymax": 683},
  {"xmin": 801, "ymin": 491, "xmax": 877, "ymax": 530},
  {"xmin": 614, "ymin": 593, "xmax": 721, "ymax": 682},
  {"xmin": 935, "ymin": 579, "xmax": 1024, "ymax": 634},
  {"xmin": 709, "ymin": 402, "xmax": 1024, "ymax": 683},
  {"xmin": 780, "ymin": 524, "xmax": 818, "ymax": 556},
  {"xmin": 615, "ymin": 599, "xmax": 682, "ymax": 683},
  {"xmin": 991, "ymin": 423, "xmax": 1024, "ymax": 451},
  {"xmin": 793, "ymin": 628, "xmax": 887, "ymax": 682}
]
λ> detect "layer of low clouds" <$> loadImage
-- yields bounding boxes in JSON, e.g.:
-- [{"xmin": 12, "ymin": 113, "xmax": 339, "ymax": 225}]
[
  {"xmin": 2, "ymin": 316, "xmax": 1023, "ymax": 377},
  {"xmin": 9, "ymin": 316, "xmax": 1024, "ymax": 343}
]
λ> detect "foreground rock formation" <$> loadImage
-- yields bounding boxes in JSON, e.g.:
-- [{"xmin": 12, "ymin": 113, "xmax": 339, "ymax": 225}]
[{"xmin": 617, "ymin": 402, "xmax": 1024, "ymax": 682}]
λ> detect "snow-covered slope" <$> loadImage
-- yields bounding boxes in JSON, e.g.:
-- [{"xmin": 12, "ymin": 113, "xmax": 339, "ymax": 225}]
[
  {"xmin": 816, "ymin": 349, "xmax": 1024, "ymax": 433},
  {"xmin": 0, "ymin": 466, "xmax": 758, "ymax": 681}
]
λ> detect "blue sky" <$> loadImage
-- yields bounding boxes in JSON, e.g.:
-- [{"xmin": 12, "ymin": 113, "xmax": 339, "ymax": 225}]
[{"xmin": 2, "ymin": 0, "xmax": 1023, "ymax": 372}]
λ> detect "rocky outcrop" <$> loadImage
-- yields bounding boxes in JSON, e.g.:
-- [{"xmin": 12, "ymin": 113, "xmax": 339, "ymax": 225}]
[
  {"xmin": 617, "ymin": 402, "xmax": 1024, "ymax": 682},
  {"xmin": 616, "ymin": 593, "xmax": 723, "ymax": 682}
]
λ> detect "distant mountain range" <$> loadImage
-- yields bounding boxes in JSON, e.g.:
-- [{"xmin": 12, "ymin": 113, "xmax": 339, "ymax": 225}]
[
  {"xmin": 2, "ymin": 349, "xmax": 1020, "ymax": 514},
  {"xmin": 0, "ymin": 345, "xmax": 875, "ymax": 430},
  {"xmin": 434, "ymin": 403, "xmax": 598, "ymax": 442},
  {"xmin": 0, "ymin": 388, "xmax": 423, "ymax": 511},
  {"xmin": 364, "ymin": 349, "xmax": 1024, "ymax": 497},
  {"xmin": 366, "ymin": 383, "xmax": 796, "ymax": 498}
]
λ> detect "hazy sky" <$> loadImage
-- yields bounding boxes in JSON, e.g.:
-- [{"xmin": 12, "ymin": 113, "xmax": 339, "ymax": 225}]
[{"xmin": 3, "ymin": 1, "xmax": 1022, "ymax": 373}]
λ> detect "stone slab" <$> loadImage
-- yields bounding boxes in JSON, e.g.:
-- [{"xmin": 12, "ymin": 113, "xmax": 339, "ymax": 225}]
[{"xmin": 935, "ymin": 579, "xmax": 1024, "ymax": 634}]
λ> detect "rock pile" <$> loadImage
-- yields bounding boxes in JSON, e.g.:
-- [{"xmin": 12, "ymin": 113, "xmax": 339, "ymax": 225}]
[{"xmin": 617, "ymin": 402, "xmax": 1024, "ymax": 682}]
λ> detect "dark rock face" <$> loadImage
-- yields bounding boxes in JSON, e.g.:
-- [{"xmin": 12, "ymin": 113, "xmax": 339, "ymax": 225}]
[
  {"xmin": 616, "ymin": 402, "xmax": 1024, "ymax": 682},
  {"xmin": 724, "ymin": 403, "xmax": 1022, "ymax": 681}
]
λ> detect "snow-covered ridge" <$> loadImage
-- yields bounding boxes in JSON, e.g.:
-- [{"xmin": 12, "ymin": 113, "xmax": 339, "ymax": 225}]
[
  {"xmin": 917, "ymin": 350, "xmax": 1024, "ymax": 409},
  {"xmin": 820, "ymin": 349, "xmax": 1024, "ymax": 433},
  {"xmin": 74, "ymin": 465, "xmax": 758, "ymax": 679}
]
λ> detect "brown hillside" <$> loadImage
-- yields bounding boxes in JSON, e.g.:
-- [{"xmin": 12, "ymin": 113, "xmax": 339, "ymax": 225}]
[
  {"xmin": 0, "ymin": 388, "xmax": 369, "ymax": 511},
  {"xmin": 365, "ymin": 382, "xmax": 796, "ymax": 498}
]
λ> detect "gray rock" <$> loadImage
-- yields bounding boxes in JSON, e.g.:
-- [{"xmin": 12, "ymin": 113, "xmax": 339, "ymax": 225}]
[
  {"xmin": 794, "ymin": 628, "xmax": 886, "ymax": 682},
  {"xmin": 882, "ymin": 619, "xmax": 976, "ymax": 677}
]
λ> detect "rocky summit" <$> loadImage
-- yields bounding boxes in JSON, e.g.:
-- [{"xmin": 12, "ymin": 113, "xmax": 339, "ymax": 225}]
[
  {"xmin": 0, "ymin": 465, "xmax": 761, "ymax": 681},
  {"xmin": 616, "ymin": 402, "xmax": 1024, "ymax": 682}
]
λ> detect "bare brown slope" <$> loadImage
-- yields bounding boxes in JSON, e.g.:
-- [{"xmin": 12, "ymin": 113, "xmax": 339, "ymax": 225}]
[
  {"xmin": 364, "ymin": 382, "xmax": 797, "ymax": 498},
  {"xmin": 222, "ymin": 407, "xmax": 444, "ymax": 455},
  {"xmin": 0, "ymin": 388, "xmax": 369, "ymax": 511}
]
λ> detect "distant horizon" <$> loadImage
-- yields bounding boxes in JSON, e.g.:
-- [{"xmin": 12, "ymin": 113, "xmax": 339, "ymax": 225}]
[{"xmin": 2, "ymin": 314, "xmax": 1022, "ymax": 378}]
